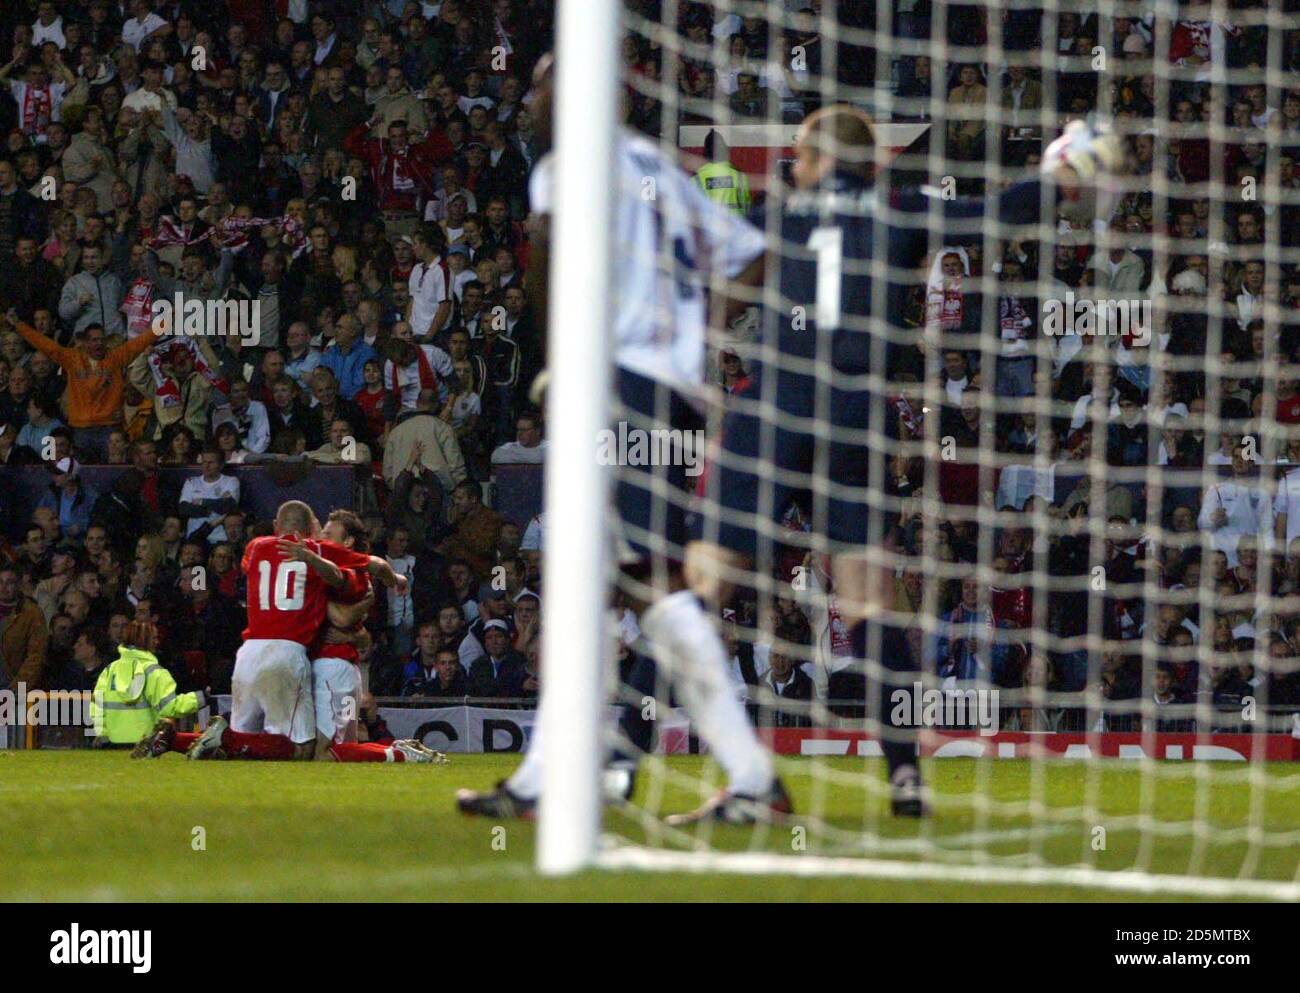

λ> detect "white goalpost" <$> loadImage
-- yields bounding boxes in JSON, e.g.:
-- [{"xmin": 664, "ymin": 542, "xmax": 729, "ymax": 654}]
[
  {"xmin": 538, "ymin": 0, "xmax": 1300, "ymax": 900},
  {"xmin": 536, "ymin": 0, "xmax": 620, "ymax": 874}
]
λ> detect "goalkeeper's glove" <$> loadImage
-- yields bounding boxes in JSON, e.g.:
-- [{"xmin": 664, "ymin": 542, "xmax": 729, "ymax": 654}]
[{"xmin": 1041, "ymin": 119, "xmax": 1128, "ymax": 183}]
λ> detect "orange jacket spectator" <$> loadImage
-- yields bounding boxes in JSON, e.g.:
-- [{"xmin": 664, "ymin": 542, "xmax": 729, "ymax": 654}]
[{"xmin": 12, "ymin": 320, "xmax": 158, "ymax": 429}]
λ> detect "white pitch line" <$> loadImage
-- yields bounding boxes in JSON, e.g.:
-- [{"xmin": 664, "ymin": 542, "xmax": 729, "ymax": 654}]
[
  {"xmin": 0, "ymin": 783, "xmax": 107, "ymax": 793},
  {"xmin": 4, "ymin": 861, "xmax": 537, "ymax": 903},
  {"xmin": 862, "ymin": 823, "xmax": 1075, "ymax": 855},
  {"xmin": 593, "ymin": 846, "xmax": 1300, "ymax": 901}
]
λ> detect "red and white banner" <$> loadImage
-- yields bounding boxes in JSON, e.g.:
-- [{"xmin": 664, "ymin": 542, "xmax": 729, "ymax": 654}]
[
  {"xmin": 761, "ymin": 728, "xmax": 1300, "ymax": 762},
  {"xmin": 678, "ymin": 121, "xmax": 930, "ymax": 189}
]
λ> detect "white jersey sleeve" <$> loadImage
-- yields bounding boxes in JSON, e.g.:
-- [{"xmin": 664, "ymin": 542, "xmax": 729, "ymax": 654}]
[
  {"xmin": 521, "ymin": 514, "xmax": 544, "ymax": 551},
  {"xmin": 529, "ymin": 131, "xmax": 764, "ymax": 391},
  {"xmin": 671, "ymin": 147, "xmax": 766, "ymax": 280}
]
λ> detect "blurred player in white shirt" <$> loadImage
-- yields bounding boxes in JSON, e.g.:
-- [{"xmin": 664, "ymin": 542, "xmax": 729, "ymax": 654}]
[{"xmin": 456, "ymin": 55, "xmax": 787, "ymax": 825}]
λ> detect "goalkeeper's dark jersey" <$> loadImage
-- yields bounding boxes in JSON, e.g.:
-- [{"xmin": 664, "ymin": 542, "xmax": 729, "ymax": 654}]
[
  {"xmin": 747, "ymin": 170, "xmax": 1051, "ymax": 398},
  {"xmin": 699, "ymin": 171, "xmax": 1055, "ymax": 553}
]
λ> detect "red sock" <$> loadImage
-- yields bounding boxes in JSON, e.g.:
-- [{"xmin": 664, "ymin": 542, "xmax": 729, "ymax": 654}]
[
  {"xmin": 221, "ymin": 729, "xmax": 297, "ymax": 760},
  {"xmin": 171, "ymin": 732, "xmax": 198, "ymax": 753},
  {"xmin": 329, "ymin": 741, "xmax": 403, "ymax": 763}
]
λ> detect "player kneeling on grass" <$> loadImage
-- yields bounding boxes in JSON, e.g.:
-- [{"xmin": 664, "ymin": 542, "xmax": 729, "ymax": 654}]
[
  {"xmin": 137, "ymin": 500, "xmax": 416, "ymax": 761},
  {"xmin": 311, "ymin": 509, "xmax": 446, "ymax": 764},
  {"xmin": 138, "ymin": 507, "xmax": 446, "ymax": 763}
]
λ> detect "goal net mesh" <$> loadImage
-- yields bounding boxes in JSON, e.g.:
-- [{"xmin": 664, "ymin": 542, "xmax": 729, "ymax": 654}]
[{"xmin": 586, "ymin": 0, "xmax": 1300, "ymax": 898}]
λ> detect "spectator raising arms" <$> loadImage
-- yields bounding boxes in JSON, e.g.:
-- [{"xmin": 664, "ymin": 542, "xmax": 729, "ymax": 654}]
[{"xmin": 9, "ymin": 311, "xmax": 160, "ymax": 461}]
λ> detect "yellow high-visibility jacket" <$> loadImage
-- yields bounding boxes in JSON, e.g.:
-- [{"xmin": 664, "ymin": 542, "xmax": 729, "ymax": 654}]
[
  {"xmin": 695, "ymin": 161, "xmax": 752, "ymax": 214},
  {"xmin": 91, "ymin": 646, "xmax": 204, "ymax": 744}
]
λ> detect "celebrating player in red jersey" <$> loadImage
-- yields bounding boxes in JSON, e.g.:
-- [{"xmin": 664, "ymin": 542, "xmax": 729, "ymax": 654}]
[
  {"xmin": 312, "ymin": 509, "xmax": 445, "ymax": 763},
  {"xmin": 184, "ymin": 500, "xmax": 408, "ymax": 761},
  {"xmin": 136, "ymin": 502, "xmax": 445, "ymax": 763}
]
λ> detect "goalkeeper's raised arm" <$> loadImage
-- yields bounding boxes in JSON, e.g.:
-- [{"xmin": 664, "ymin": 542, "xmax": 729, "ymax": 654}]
[{"xmin": 787, "ymin": 107, "xmax": 1128, "ymax": 276}]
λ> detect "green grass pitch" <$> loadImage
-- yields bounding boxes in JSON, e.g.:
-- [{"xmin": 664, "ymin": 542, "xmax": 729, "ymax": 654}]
[{"xmin": 2, "ymin": 751, "xmax": 1297, "ymax": 901}]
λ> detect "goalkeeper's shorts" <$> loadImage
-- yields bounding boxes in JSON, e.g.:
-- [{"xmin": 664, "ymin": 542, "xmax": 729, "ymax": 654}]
[{"xmin": 696, "ymin": 372, "xmax": 881, "ymax": 557}]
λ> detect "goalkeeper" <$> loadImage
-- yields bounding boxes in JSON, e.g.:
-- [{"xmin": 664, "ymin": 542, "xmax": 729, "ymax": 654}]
[{"xmin": 686, "ymin": 108, "xmax": 1125, "ymax": 815}]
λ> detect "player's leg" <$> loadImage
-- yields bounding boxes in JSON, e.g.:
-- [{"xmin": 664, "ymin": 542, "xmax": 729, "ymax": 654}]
[
  {"xmin": 827, "ymin": 388, "xmax": 927, "ymax": 816},
  {"xmin": 683, "ymin": 383, "xmax": 771, "ymax": 610},
  {"xmin": 277, "ymin": 649, "xmax": 319, "ymax": 761},
  {"xmin": 312, "ymin": 657, "xmax": 358, "ymax": 761},
  {"xmin": 138, "ymin": 717, "xmax": 262, "ymax": 753},
  {"xmin": 641, "ymin": 578, "xmax": 796, "ymax": 824},
  {"xmin": 136, "ymin": 725, "xmax": 216, "ymax": 757},
  {"xmin": 621, "ymin": 372, "xmax": 782, "ymax": 817},
  {"xmin": 459, "ymin": 383, "xmax": 773, "ymax": 818},
  {"xmin": 605, "ymin": 647, "xmax": 655, "ymax": 800},
  {"xmin": 831, "ymin": 550, "xmax": 925, "ymax": 815},
  {"xmin": 503, "ymin": 704, "xmax": 543, "ymax": 799},
  {"xmin": 233, "ymin": 641, "xmax": 316, "ymax": 760},
  {"xmin": 682, "ymin": 391, "xmax": 822, "ymax": 815},
  {"xmin": 457, "ymin": 710, "xmax": 540, "ymax": 816},
  {"xmin": 189, "ymin": 640, "xmax": 299, "ymax": 760},
  {"xmin": 333, "ymin": 739, "xmax": 447, "ymax": 762},
  {"xmin": 460, "ymin": 372, "xmax": 783, "ymax": 820},
  {"xmin": 466, "ymin": 631, "xmax": 652, "ymax": 813},
  {"xmin": 315, "ymin": 657, "xmax": 447, "ymax": 763},
  {"xmin": 131, "ymin": 717, "xmax": 178, "ymax": 758},
  {"xmin": 634, "ymin": 573, "xmax": 777, "ymax": 798}
]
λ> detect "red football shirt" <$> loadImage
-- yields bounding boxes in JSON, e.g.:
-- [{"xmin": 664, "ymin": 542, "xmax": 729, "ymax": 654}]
[
  {"xmin": 315, "ymin": 567, "xmax": 373, "ymax": 664},
  {"xmin": 241, "ymin": 535, "xmax": 374, "ymax": 646},
  {"xmin": 1277, "ymin": 396, "xmax": 1300, "ymax": 424}
]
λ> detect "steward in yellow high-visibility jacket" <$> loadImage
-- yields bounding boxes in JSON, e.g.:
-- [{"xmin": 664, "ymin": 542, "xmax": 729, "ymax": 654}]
[
  {"xmin": 695, "ymin": 129, "xmax": 752, "ymax": 214},
  {"xmin": 91, "ymin": 622, "xmax": 205, "ymax": 746},
  {"xmin": 696, "ymin": 160, "xmax": 752, "ymax": 214}
]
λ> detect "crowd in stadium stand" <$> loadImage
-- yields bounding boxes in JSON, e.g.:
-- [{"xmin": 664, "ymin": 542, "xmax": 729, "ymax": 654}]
[
  {"xmin": 880, "ymin": 6, "xmax": 1300, "ymax": 733},
  {"xmin": 654, "ymin": 3, "xmax": 1300, "ymax": 733},
  {"xmin": 0, "ymin": 2, "xmax": 1298, "ymax": 740},
  {"xmin": 0, "ymin": 0, "xmax": 555, "ymax": 726}
]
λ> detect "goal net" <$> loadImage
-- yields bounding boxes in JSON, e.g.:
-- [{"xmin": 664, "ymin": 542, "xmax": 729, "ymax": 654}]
[{"xmin": 541, "ymin": 0, "xmax": 1300, "ymax": 899}]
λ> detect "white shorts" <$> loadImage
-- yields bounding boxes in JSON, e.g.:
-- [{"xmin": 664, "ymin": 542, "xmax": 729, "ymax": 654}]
[
  {"xmin": 231, "ymin": 639, "xmax": 316, "ymax": 744},
  {"xmin": 312, "ymin": 656, "xmax": 361, "ymax": 745}
]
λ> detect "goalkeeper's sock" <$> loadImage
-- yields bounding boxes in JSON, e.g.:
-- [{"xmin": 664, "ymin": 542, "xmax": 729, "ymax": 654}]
[
  {"xmin": 640, "ymin": 590, "xmax": 773, "ymax": 797},
  {"xmin": 172, "ymin": 732, "xmax": 198, "ymax": 753},
  {"xmin": 330, "ymin": 741, "xmax": 403, "ymax": 762},
  {"xmin": 221, "ymin": 729, "xmax": 296, "ymax": 760},
  {"xmin": 851, "ymin": 620, "xmax": 921, "ymax": 780}
]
